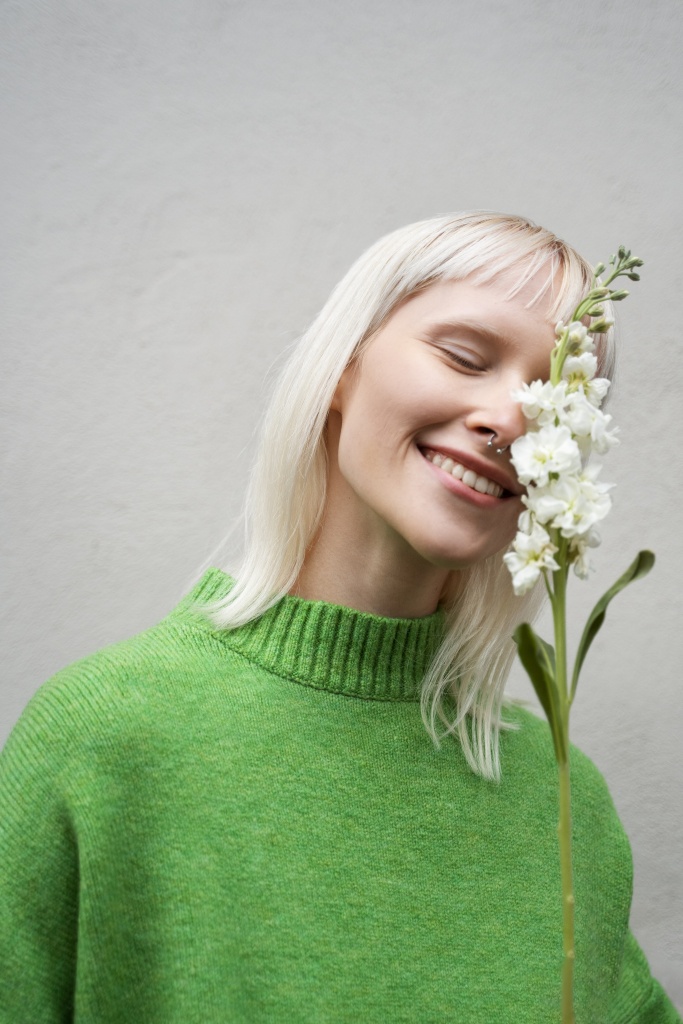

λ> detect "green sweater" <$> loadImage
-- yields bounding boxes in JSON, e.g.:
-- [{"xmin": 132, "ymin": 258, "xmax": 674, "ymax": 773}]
[{"xmin": 0, "ymin": 569, "xmax": 679, "ymax": 1024}]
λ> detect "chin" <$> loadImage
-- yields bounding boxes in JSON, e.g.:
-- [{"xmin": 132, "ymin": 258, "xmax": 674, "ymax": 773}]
[
  {"xmin": 412, "ymin": 529, "xmax": 517, "ymax": 572},
  {"xmin": 416, "ymin": 544, "xmax": 502, "ymax": 572}
]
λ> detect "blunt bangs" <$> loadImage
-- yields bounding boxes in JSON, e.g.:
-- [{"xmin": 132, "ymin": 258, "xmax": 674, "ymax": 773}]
[{"xmin": 348, "ymin": 213, "xmax": 613, "ymax": 379}]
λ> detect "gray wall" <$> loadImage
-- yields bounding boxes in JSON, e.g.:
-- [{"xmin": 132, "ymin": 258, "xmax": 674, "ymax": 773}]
[{"xmin": 2, "ymin": 0, "xmax": 681, "ymax": 1007}]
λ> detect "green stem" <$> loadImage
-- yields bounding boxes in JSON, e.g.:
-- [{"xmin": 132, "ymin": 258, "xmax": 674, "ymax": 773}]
[
  {"xmin": 551, "ymin": 553, "xmax": 568, "ymax": 698},
  {"xmin": 550, "ymin": 264, "xmax": 631, "ymax": 382},
  {"xmin": 551, "ymin": 552, "xmax": 575, "ymax": 1023},
  {"xmin": 558, "ymin": 756, "xmax": 575, "ymax": 1024}
]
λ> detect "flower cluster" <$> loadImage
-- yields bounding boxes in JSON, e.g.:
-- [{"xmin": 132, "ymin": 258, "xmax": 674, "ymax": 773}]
[
  {"xmin": 503, "ymin": 320, "xmax": 617, "ymax": 595},
  {"xmin": 503, "ymin": 247, "xmax": 643, "ymax": 597}
]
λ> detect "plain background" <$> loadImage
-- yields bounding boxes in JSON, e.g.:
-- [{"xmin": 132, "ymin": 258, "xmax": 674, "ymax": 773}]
[{"xmin": 2, "ymin": 0, "xmax": 681, "ymax": 1009}]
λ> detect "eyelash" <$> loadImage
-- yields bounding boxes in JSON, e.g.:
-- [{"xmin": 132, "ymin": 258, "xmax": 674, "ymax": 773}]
[{"xmin": 445, "ymin": 350, "xmax": 485, "ymax": 372}]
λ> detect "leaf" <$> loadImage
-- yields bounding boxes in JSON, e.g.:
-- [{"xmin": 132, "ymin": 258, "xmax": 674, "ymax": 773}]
[
  {"xmin": 570, "ymin": 550, "xmax": 655, "ymax": 702},
  {"xmin": 513, "ymin": 623, "xmax": 566, "ymax": 763}
]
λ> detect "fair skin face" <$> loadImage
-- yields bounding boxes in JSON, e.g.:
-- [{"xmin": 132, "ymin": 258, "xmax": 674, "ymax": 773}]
[{"xmin": 293, "ymin": 273, "xmax": 559, "ymax": 618}]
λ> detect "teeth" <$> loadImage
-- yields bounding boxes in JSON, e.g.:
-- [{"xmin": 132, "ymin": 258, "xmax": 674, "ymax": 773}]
[{"xmin": 423, "ymin": 449, "xmax": 504, "ymax": 499}]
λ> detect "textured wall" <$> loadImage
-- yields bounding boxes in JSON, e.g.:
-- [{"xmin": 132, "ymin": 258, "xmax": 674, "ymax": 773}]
[{"xmin": 2, "ymin": 0, "xmax": 681, "ymax": 1006}]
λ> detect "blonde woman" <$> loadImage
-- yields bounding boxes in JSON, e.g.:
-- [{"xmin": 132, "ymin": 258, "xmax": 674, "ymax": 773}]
[{"xmin": 1, "ymin": 213, "xmax": 679, "ymax": 1022}]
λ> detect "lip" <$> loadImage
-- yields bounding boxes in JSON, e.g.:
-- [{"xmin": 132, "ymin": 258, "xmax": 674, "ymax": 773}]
[{"xmin": 417, "ymin": 443, "xmax": 523, "ymax": 499}]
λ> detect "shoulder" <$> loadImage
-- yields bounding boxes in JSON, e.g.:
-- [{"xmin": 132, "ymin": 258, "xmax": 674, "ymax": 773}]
[
  {"xmin": 502, "ymin": 703, "xmax": 632, "ymax": 864},
  {"xmin": 504, "ymin": 702, "xmax": 616, "ymax": 789},
  {"xmin": 1, "ymin": 570, "xmax": 243, "ymax": 772}
]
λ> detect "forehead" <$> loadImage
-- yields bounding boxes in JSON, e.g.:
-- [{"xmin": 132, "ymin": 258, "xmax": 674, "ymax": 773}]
[{"xmin": 388, "ymin": 270, "xmax": 561, "ymax": 333}]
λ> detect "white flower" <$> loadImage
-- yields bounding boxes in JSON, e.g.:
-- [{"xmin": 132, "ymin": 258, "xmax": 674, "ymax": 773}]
[
  {"xmin": 522, "ymin": 486, "xmax": 568, "ymax": 526},
  {"xmin": 559, "ymin": 392, "xmax": 619, "ymax": 453},
  {"xmin": 511, "ymin": 380, "xmax": 568, "ymax": 425},
  {"xmin": 516, "ymin": 508, "xmax": 533, "ymax": 534},
  {"xmin": 510, "ymin": 424, "xmax": 582, "ymax": 487},
  {"xmin": 589, "ymin": 409, "xmax": 620, "ymax": 454},
  {"xmin": 584, "ymin": 376, "xmax": 611, "ymax": 408},
  {"xmin": 559, "ymin": 320, "xmax": 595, "ymax": 354},
  {"xmin": 503, "ymin": 522, "xmax": 560, "ymax": 595},
  {"xmin": 559, "ymin": 393, "xmax": 595, "ymax": 439},
  {"xmin": 563, "ymin": 352, "xmax": 598, "ymax": 385},
  {"xmin": 561, "ymin": 353, "xmax": 611, "ymax": 409},
  {"xmin": 568, "ymin": 528, "xmax": 601, "ymax": 579},
  {"xmin": 523, "ymin": 466, "xmax": 613, "ymax": 538}
]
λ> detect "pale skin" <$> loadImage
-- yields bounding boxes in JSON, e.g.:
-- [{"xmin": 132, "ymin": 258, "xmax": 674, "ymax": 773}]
[{"xmin": 293, "ymin": 273, "xmax": 560, "ymax": 619}]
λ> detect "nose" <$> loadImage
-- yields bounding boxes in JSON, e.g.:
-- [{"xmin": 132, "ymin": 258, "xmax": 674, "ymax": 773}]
[{"xmin": 465, "ymin": 386, "xmax": 528, "ymax": 452}]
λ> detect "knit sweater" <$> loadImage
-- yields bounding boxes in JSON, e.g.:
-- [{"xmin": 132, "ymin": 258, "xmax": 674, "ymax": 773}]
[{"xmin": 0, "ymin": 570, "xmax": 679, "ymax": 1024}]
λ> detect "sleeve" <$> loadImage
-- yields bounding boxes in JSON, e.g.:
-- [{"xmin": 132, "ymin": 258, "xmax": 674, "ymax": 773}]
[
  {"xmin": 0, "ymin": 692, "xmax": 79, "ymax": 1024},
  {"xmin": 610, "ymin": 929, "xmax": 682, "ymax": 1024}
]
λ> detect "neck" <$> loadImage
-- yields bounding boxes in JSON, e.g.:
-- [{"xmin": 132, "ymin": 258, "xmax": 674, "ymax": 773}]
[
  {"xmin": 293, "ymin": 547, "xmax": 448, "ymax": 620},
  {"xmin": 292, "ymin": 457, "xmax": 451, "ymax": 621}
]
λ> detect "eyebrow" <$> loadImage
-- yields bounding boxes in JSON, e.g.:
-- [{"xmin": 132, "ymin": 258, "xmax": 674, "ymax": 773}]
[{"xmin": 422, "ymin": 318, "xmax": 513, "ymax": 347}]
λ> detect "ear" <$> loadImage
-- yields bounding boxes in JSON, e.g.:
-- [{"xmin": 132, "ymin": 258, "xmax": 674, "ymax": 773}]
[
  {"xmin": 330, "ymin": 361, "xmax": 357, "ymax": 413},
  {"xmin": 329, "ymin": 383, "xmax": 343, "ymax": 413}
]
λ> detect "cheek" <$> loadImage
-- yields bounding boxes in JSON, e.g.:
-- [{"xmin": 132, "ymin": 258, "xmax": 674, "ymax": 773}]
[
  {"xmin": 334, "ymin": 394, "xmax": 403, "ymax": 506},
  {"xmin": 336, "ymin": 420, "xmax": 390, "ymax": 495},
  {"xmin": 340, "ymin": 379, "xmax": 407, "ymax": 450},
  {"xmin": 497, "ymin": 498, "xmax": 524, "ymax": 547}
]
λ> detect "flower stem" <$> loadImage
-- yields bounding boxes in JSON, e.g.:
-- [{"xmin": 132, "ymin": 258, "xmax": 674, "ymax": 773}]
[
  {"xmin": 551, "ymin": 551, "xmax": 575, "ymax": 1023},
  {"xmin": 508, "ymin": 246, "xmax": 644, "ymax": 1022},
  {"xmin": 558, "ymin": 755, "xmax": 575, "ymax": 1024}
]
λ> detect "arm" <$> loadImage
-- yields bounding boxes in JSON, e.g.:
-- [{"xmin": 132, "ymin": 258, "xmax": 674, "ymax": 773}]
[
  {"xmin": 0, "ymin": 693, "xmax": 79, "ymax": 1024},
  {"xmin": 610, "ymin": 930, "xmax": 681, "ymax": 1024}
]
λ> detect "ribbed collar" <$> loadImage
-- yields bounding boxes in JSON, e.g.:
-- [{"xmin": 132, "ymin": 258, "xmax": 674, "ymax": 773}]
[{"xmin": 182, "ymin": 569, "xmax": 445, "ymax": 702}]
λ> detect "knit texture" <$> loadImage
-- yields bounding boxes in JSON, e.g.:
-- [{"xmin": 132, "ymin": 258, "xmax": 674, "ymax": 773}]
[{"xmin": 0, "ymin": 569, "xmax": 679, "ymax": 1024}]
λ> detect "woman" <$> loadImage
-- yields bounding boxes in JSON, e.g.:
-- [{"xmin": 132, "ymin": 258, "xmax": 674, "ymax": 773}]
[{"xmin": 1, "ymin": 213, "xmax": 679, "ymax": 1022}]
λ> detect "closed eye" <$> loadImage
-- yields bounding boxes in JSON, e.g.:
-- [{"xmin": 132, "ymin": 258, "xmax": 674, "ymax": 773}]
[{"xmin": 444, "ymin": 350, "xmax": 486, "ymax": 372}]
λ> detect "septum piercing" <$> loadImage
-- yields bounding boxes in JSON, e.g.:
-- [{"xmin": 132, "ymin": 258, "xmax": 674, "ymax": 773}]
[{"xmin": 487, "ymin": 432, "xmax": 509, "ymax": 456}]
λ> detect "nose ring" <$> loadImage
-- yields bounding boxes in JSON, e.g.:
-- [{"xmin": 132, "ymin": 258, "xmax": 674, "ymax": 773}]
[{"xmin": 487, "ymin": 431, "xmax": 509, "ymax": 456}]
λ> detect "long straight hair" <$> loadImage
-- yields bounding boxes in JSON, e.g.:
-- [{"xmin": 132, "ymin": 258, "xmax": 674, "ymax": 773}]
[{"xmin": 209, "ymin": 212, "xmax": 614, "ymax": 780}]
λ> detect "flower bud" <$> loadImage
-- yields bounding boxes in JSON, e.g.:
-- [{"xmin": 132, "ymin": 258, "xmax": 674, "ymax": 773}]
[
  {"xmin": 589, "ymin": 319, "xmax": 614, "ymax": 334},
  {"xmin": 609, "ymin": 289, "xmax": 629, "ymax": 301}
]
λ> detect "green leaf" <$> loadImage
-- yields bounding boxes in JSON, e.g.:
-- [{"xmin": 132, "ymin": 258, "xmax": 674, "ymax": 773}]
[
  {"xmin": 513, "ymin": 623, "xmax": 566, "ymax": 762},
  {"xmin": 536, "ymin": 632, "xmax": 556, "ymax": 679},
  {"xmin": 570, "ymin": 550, "xmax": 655, "ymax": 702}
]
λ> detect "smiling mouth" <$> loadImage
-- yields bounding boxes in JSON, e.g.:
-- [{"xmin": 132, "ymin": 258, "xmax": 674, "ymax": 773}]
[{"xmin": 421, "ymin": 448, "xmax": 512, "ymax": 499}]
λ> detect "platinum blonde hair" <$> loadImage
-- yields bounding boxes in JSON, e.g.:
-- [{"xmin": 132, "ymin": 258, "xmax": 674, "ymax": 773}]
[{"xmin": 209, "ymin": 212, "xmax": 614, "ymax": 780}]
